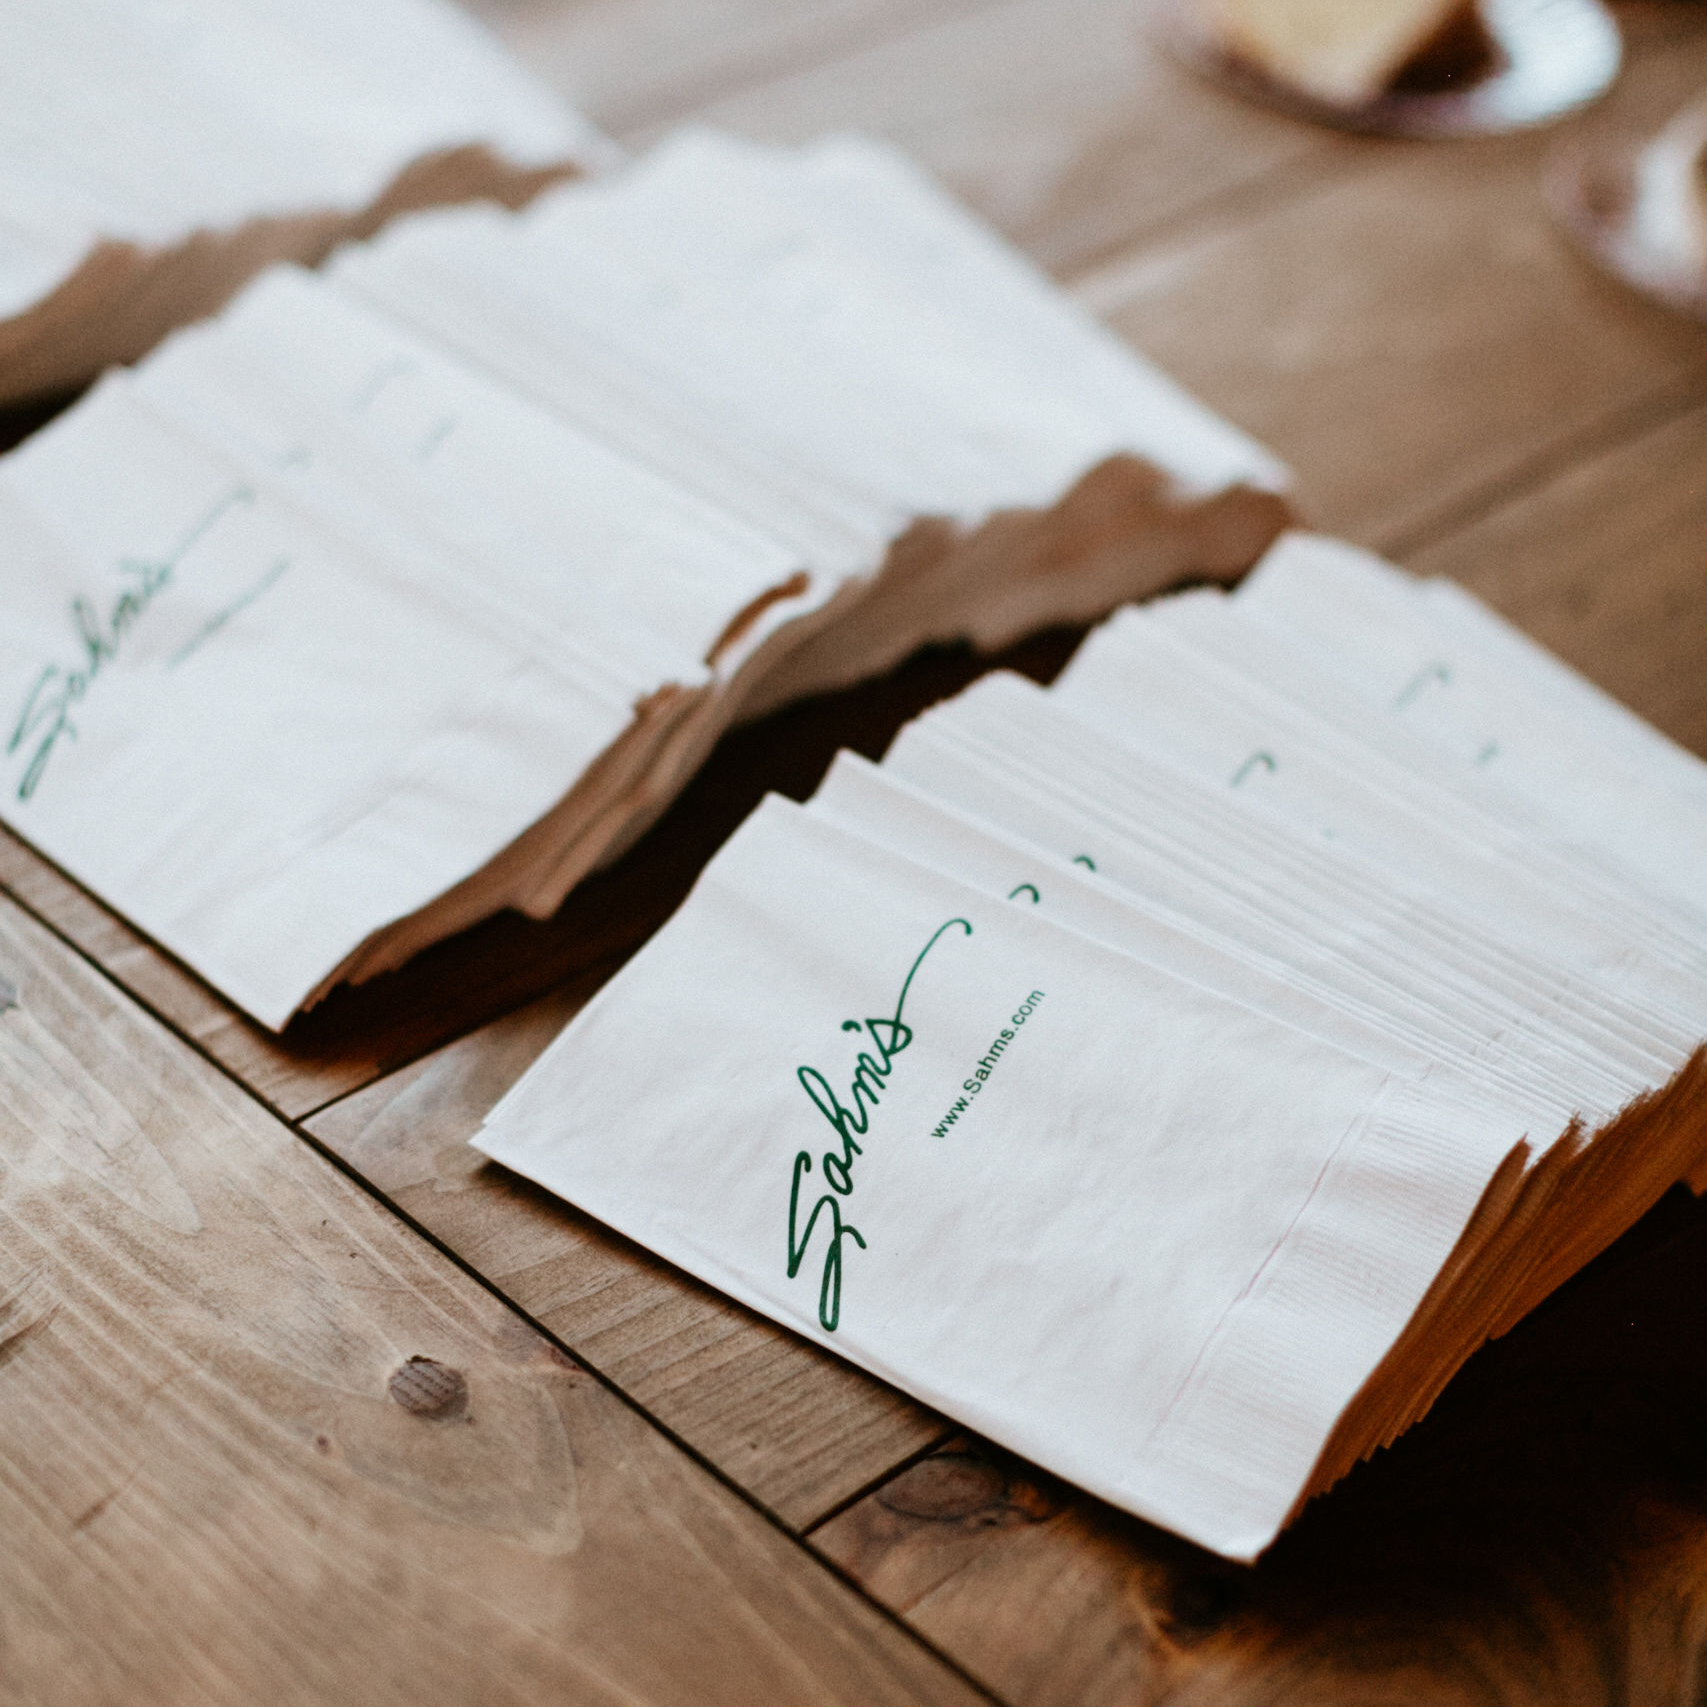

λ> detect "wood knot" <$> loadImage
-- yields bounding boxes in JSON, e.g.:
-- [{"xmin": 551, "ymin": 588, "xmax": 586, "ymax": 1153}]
[
  {"xmin": 877, "ymin": 1449, "xmax": 1056, "ymax": 1526},
  {"xmin": 1158, "ymin": 1571, "xmax": 1247, "ymax": 1642},
  {"xmin": 388, "ymin": 1356, "xmax": 467, "ymax": 1420}
]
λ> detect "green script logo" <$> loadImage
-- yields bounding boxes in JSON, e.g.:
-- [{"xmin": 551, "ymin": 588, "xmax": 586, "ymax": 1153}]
[
  {"xmin": 5, "ymin": 484, "xmax": 254, "ymax": 801},
  {"xmin": 785, "ymin": 917, "xmax": 971, "ymax": 1332}
]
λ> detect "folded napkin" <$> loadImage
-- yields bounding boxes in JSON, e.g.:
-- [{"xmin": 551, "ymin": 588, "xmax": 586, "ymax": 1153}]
[
  {"xmin": 0, "ymin": 0, "xmax": 610, "ymax": 404},
  {"xmin": 478, "ymin": 532, "xmax": 1707, "ymax": 1558},
  {"xmin": 0, "ymin": 132, "xmax": 1289, "ymax": 1027}
]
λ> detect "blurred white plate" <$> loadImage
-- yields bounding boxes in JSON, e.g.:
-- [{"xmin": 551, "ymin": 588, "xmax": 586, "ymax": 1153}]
[{"xmin": 1160, "ymin": 0, "xmax": 1621, "ymax": 138}]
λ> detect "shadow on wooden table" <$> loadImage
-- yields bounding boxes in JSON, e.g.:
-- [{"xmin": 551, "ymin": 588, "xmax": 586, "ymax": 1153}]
[
  {"xmin": 263, "ymin": 623, "xmax": 1091, "ymax": 1089},
  {"xmin": 814, "ymin": 1181, "xmax": 1707, "ymax": 1704}
]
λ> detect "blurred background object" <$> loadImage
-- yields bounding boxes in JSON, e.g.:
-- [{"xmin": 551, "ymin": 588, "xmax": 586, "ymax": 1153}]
[
  {"xmin": 1161, "ymin": 0, "xmax": 1622, "ymax": 136},
  {"xmin": 0, "ymin": 0, "xmax": 607, "ymax": 407},
  {"xmin": 1551, "ymin": 81, "xmax": 1707, "ymax": 317}
]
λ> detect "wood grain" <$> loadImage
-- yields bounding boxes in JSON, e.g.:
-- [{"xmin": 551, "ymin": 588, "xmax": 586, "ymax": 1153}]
[
  {"xmin": 305, "ymin": 991, "xmax": 949, "ymax": 1531},
  {"xmin": 810, "ymin": 1186, "xmax": 1707, "ymax": 1706},
  {"xmin": 1075, "ymin": 8, "xmax": 1707, "ymax": 553},
  {"xmin": 661, "ymin": 0, "xmax": 1341, "ymax": 275},
  {"xmin": 1406, "ymin": 398, "xmax": 1707, "ymax": 757},
  {"xmin": 460, "ymin": 0, "xmax": 997, "ymax": 135},
  {"xmin": 0, "ymin": 888, "xmax": 990, "ymax": 1707}
]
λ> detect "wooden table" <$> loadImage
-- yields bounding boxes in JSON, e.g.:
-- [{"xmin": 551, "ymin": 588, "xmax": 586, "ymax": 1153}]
[{"xmin": 4, "ymin": 3, "xmax": 1707, "ymax": 1701}]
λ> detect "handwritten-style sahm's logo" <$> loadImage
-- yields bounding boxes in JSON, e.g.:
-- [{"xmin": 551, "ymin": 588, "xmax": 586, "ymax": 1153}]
[
  {"xmin": 5, "ymin": 486, "xmax": 254, "ymax": 802},
  {"xmin": 785, "ymin": 917, "xmax": 971, "ymax": 1332}
]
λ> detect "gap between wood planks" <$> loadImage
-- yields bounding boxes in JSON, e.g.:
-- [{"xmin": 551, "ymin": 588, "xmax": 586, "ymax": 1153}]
[
  {"xmin": 0, "ymin": 872, "xmax": 1019, "ymax": 1707},
  {"xmin": 467, "ymin": 0, "xmax": 1014, "ymax": 140},
  {"xmin": 1379, "ymin": 374, "xmax": 1707, "ymax": 562},
  {"xmin": 0, "ymin": 861, "xmax": 960, "ymax": 1526},
  {"xmin": 0, "ymin": 886, "xmax": 1013, "ymax": 1705}
]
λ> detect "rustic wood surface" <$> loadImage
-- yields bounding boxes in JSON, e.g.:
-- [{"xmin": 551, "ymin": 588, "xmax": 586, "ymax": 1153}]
[
  {"xmin": 302, "ymin": 985, "xmax": 953, "ymax": 1530},
  {"xmin": 1408, "ymin": 398, "xmax": 1707, "ymax": 755},
  {"xmin": 3, "ymin": 0, "xmax": 1707, "ymax": 1699},
  {"xmin": 1080, "ymin": 8, "xmax": 1707, "ymax": 555},
  {"xmin": 0, "ymin": 893, "xmax": 991, "ymax": 1707}
]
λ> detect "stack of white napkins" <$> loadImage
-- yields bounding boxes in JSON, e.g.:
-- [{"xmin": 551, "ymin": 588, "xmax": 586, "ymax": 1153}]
[
  {"xmin": 477, "ymin": 530, "xmax": 1707, "ymax": 1561},
  {"xmin": 0, "ymin": 0, "xmax": 610, "ymax": 404},
  {"xmin": 0, "ymin": 130, "xmax": 1290, "ymax": 1029}
]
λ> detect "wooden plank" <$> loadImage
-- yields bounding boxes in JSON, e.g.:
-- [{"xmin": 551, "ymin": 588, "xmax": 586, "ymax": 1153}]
[
  {"xmin": 1405, "ymin": 398, "xmax": 1707, "ymax": 757},
  {"xmin": 305, "ymin": 990, "xmax": 950, "ymax": 1532},
  {"xmin": 810, "ymin": 1186, "xmax": 1707, "ymax": 1705},
  {"xmin": 656, "ymin": 0, "xmax": 1341, "ymax": 275},
  {"xmin": 1074, "ymin": 9, "xmax": 1707, "ymax": 553},
  {"xmin": 0, "ymin": 627, "xmax": 1081, "ymax": 1121},
  {"xmin": 0, "ymin": 888, "xmax": 991, "ymax": 1707},
  {"xmin": 458, "ymin": 0, "xmax": 995, "ymax": 136}
]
